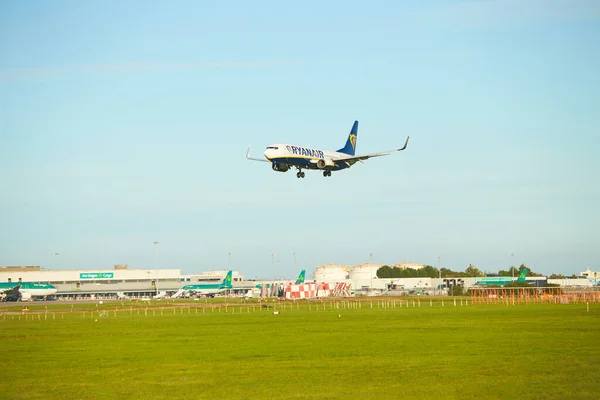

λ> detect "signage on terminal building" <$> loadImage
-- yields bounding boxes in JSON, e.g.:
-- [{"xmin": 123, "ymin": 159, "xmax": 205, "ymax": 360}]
[{"xmin": 80, "ymin": 272, "xmax": 114, "ymax": 279}]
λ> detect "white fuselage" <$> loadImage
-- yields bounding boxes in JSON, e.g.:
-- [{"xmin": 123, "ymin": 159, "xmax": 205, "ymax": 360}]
[{"xmin": 263, "ymin": 144, "xmax": 351, "ymax": 171}]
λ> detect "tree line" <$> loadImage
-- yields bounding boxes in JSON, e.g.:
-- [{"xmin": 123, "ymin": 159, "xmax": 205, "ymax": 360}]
[{"xmin": 376, "ymin": 264, "xmax": 544, "ymax": 279}]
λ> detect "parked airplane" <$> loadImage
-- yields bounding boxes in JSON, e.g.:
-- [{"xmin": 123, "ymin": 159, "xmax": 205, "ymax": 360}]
[
  {"xmin": 246, "ymin": 120, "xmax": 409, "ymax": 178},
  {"xmin": 180, "ymin": 270, "xmax": 233, "ymax": 297},
  {"xmin": 474, "ymin": 270, "xmax": 528, "ymax": 286},
  {"xmin": 0, "ymin": 282, "xmax": 58, "ymax": 302}
]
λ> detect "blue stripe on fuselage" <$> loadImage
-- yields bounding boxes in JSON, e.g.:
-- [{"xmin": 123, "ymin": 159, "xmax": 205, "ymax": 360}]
[{"xmin": 270, "ymin": 157, "xmax": 347, "ymax": 171}]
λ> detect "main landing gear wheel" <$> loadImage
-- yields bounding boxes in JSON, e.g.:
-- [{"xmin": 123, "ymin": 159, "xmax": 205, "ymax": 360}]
[
  {"xmin": 296, "ymin": 171, "xmax": 305, "ymax": 178},
  {"xmin": 323, "ymin": 170, "xmax": 331, "ymax": 177}
]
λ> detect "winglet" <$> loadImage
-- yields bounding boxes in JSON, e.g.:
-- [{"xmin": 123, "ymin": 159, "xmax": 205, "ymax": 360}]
[{"xmin": 398, "ymin": 136, "xmax": 409, "ymax": 151}]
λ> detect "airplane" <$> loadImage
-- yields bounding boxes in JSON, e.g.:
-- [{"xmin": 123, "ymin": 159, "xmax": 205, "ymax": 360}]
[
  {"xmin": 246, "ymin": 120, "xmax": 409, "ymax": 178},
  {"xmin": 474, "ymin": 269, "xmax": 528, "ymax": 286},
  {"xmin": 0, "ymin": 282, "xmax": 58, "ymax": 302},
  {"xmin": 180, "ymin": 270, "xmax": 233, "ymax": 297}
]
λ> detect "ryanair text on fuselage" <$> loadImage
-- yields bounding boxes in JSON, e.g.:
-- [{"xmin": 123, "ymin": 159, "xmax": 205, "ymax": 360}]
[{"xmin": 287, "ymin": 146, "xmax": 324, "ymax": 158}]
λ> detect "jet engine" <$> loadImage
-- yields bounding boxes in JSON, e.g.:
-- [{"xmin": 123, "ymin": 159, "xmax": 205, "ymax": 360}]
[
  {"xmin": 272, "ymin": 162, "xmax": 289, "ymax": 172},
  {"xmin": 20, "ymin": 292, "xmax": 32, "ymax": 301},
  {"xmin": 316, "ymin": 158, "xmax": 334, "ymax": 169}
]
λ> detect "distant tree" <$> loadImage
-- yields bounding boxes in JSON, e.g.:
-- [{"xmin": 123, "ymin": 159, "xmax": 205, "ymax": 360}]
[
  {"xmin": 549, "ymin": 274, "xmax": 565, "ymax": 279},
  {"xmin": 498, "ymin": 266, "xmax": 519, "ymax": 277},
  {"xmin": 377, "ymin": 265, "xmax": 440, "ymax": 279},
  {"xmin": 519, "ymin": 264, "xmax": 543, "ymax": 277},
  {"xmin": 424, "ymin": 265, "xmax": 440, "ymax": 278},
  {"xmin": 440, "ymin": 268, "xmax": 452, "ymax": 278},
  {"xmin": 376, "ymin": 265, "xmax": 393, "ymax": 278},
  {"xmin": 571, "ymin": 274, "xmax": 578, "ymax": 279},
  {"xmin": 465, "ymin": 264, "xmax": 485, "ymax": 277}
]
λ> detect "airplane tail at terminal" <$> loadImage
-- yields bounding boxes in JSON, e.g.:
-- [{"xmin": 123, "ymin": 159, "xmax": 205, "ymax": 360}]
[
  {"xmin": 222, "ymin": 270, "xmax": 233, "ymax": 288},
  {"xmin": 336, "ymin": 120, "xmax": 358, "ymax": 156},
  {"xmin": 517, "ymin": 269, "xmax": 527, "ymax": 282},
  {"xmin": 295, "ymin": 270, "xmax": 306, "ymax": 284}
]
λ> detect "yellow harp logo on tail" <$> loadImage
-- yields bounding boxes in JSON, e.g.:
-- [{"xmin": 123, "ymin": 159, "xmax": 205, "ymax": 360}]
[{"xmin": 349, "ymin": 134, "xmax": 357, "ymax": 150}]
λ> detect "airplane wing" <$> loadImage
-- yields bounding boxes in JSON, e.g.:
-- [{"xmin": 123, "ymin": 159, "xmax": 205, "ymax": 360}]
[
  {"xmin": 246, "ymin": 146, "xmax": 270, "ymax": 162},
  {"xmin": 332, "ymin": 136, "xmax": 409, "ymax": 164}
]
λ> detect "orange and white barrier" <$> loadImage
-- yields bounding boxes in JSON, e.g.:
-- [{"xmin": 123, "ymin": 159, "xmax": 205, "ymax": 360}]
[{"xmin": 284, "ymin": 283, "xmax": 332, "ymax": 299}]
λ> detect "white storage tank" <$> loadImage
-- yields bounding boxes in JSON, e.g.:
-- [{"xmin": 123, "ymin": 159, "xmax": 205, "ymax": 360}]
[
  {"xmin": 315, "ymin": 264, "xmax": 350, "ymax": 282},
  {"xmin": 350, "ymin": 263, "xmax": 382, "ymax": 280}
]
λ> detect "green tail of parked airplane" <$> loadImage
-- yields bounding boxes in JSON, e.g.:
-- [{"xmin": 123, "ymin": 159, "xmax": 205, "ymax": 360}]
[
  {"xmin": 474, "ymin": 269, "xmax": 527, "ymax": 286},
  {"xmin": 295, "ymin": 270, "xmax": 306, "ymax": 284}
]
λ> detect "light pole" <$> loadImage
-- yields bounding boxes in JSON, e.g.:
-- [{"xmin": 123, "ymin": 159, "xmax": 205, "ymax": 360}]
[
  {"xmin": 293, "ymin": 252, "xmax": 296, "ymax": 278},
  {"xmin": 511, "ymin": 252, "xmax": 515, "ymax": 280},
  {"xmin": 154, "ymin": 241, "xmax": 159, "ymax": 295},
  {"xmin": 228, "ymin": 252, "xmax": 231, "ymax": 269}
]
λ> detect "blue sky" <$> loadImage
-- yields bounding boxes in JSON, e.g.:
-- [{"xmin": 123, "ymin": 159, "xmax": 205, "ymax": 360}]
[{"xmin": 1, "ymin": 0, "xmax": 599, "ymax": 278}]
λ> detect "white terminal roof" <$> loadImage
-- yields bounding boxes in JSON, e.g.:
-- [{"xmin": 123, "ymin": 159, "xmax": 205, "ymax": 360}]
[{"xmin": 0, "ymin": 268, "xmax": 181, "ymax": 282}]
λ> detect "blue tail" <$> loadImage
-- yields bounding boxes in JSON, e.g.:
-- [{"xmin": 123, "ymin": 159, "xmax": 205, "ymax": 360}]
[{"xmin": 336, "ymin": 121, "xmax": 358, "ymax": 156}]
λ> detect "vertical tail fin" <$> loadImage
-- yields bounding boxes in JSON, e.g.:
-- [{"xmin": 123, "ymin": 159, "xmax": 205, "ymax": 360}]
[
  {"xmin": 336, "ymin": 121, "xmax": 358, "ymax": 156},
  {"xmin": 517, "ymin": 269, "xmax": 527, "ymax": 282},
  {"xmin": 222, "ymin": 270, "xmax": 233, "ymax": 288},
  {"xmin": 295, "ymin": 270, "xmax": 306, "ymax": 284}
]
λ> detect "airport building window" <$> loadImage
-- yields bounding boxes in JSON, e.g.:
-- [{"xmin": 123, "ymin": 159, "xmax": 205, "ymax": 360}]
[{"xmin": 7, "ymin": 278, "xmax": 11, "ymax": 282}]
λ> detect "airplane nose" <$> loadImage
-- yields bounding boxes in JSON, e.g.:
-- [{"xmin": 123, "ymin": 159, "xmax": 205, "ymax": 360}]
[{"xmin": 264, "ymin": 149, "xmax": 273, "ymax": 160}]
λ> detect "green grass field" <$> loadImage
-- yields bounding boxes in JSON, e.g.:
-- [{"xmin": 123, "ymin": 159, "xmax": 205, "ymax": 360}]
[{"xmin": 2, "ymin": 299, "xmax": 599, "ymax": 400}]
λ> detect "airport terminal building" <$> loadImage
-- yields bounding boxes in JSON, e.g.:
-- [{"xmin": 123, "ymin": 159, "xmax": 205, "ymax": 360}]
[
  {"xmin": 0, "ymin": 266, "xmax": 254, "ymax": 300},
  {"xmin": 0, "ymin": 265, "xmax": 183, "ymax": 299}
]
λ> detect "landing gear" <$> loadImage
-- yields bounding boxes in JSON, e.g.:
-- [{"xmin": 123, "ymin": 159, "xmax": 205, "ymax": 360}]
[
  {"xmin": 296, "ymin": 171, "xmax": 305, "ymax": 178},
  {"xmin": 323, "ymin": 170, "xmax": 331, "ymax": 177}
]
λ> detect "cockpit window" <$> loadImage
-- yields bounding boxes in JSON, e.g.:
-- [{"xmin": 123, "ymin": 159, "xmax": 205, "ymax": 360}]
[{"xmin": 266, "ymin": 146, "xmax": 279, "ymax": 150}]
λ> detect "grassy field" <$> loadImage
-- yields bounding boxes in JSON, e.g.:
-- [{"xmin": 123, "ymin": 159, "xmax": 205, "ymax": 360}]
[{"xmin": 1, "ymin": 299, "xmax": 599, "ymax": 400}]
